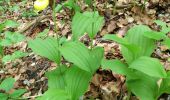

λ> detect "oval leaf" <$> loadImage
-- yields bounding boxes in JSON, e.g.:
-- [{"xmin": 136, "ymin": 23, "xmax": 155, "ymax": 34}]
[
  {"xmin": 129, "ymin": 56, "xmax": 167, "ymax": 78},
  {"xmin": 65, "ymin": 66, "xmax": 92, "ymax": 100},
  {"xmin": 0, "ymin": 77, "xmax": 15, "ymax": 92},
  {"xmin": 127, "ymin": 75, "xmax": 158, "ymax": 100},
  {"xmin": 28, "ymin": 37, "xmax": 61, "ymax": 63},
  {"xmin": 60, "ymin": 41, "xmax": 103, "ymax": 73},
  {"xmin": 101, "ymin": 59, "xmax": 132, "ymax": 76},
  {"xmin": 122, "ymin": 25, "xmax": 156, "ymax": 64}
]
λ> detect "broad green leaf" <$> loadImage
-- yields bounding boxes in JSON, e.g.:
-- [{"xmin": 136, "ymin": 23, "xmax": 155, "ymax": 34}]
[
  {"xmin": 84, "ymin": 0, "xmax": 92, "ymax": 6},
  {"xmin": 72, "ymin": 12, "xmax": 92, "ymax": 40},
  {"xmin": 0, "ymin": 77, "xmax": 15, "ymax": 92},
  {"xmin": 65, "ymin": 66, "xmax": 92, "ymax": 100},
  {"xmin": 36, "ymin": 28, "xmax": 49, "ymax": 38},
  {"xmin": 46, "ymin": 65, "xmax": 67, "ymax": 89},
  {"xmin": 143, "ymin": 31, "xmax": 166, "ymax": 40},
  {"xmin": 2, "ymin": 54, "xmax": 18, "ymax": 63},
  {"xmin": 90, "ymin": 46, "xmax": 104, "ymax": 72},
  {"xmin": 103, "ymin": 34, "xmax": 142, "ymax": 64},
  {"xmin": 72, "ymin": 11, "xmax": 104, "ymax": 40},
  {"xmin": 6, "ymin": 32, "xmax": 25, "ymax": 43},
  {"xmin": 162, "ymin": 38, "xmax": 170, "ymax": 49},
  {"xmin": 2, "ymin": 51, "xmax": 28, "ymax": 64},
  {"xmin": 0, "ymin": 31, "xmax": 25, "ymax": 46},
  {"xmin": 158, "ymin": 71, "xmax": 170, "ymax": 96},
  {"xmin": 59, "ymin": 36, "xmax": 67, "ymax": 45},
  {"xmin": 40, "ymin": 66, "xmax": 91, "ymax": 100},
  {"xmin": 101, "ymin": 59, "xmax": 132, "ymax": 76},
  {"xmin": 0, "ymin": 39, "xmax": 11, "ymax": 46},
  {"xmin": 126, "ymin": 74, "xmax": 158, "ymax": 100},
  {"xmin": 0, "ymin": 93, "xmax": 8, "ymax": 100},
  {"xmin": 60, "ymin": 41, "xmax": 90, "ymax": 72},
  {"xmin": 154, "ymin": 20, "xmax": 167, "ymax": 27},
  {"xmin": 122, "ymin": 25, "xmax": 156, "ymax": 64},
  {"xmin": 60, "ymin": 41, "xmax": 103, "ymax": 73},
  {"xmin": 121, "ymin": 44, "xmax": 142, "ymax": 64},
  {"xmin": 103, "ymin": 34, "xmax": 129, "ymax": 45},
  {"xmin": 154, "ymin": 20, "xmax": 170, "ymax": 34},
  {"xmin": 55, "ymin": 4, "xmax": 63, "ymax": 12},
  {"xmin": 84, "ymin": 11, "xmax": 104, "ymax": 39},
  {"xmin": 28, "ymin": 37, "xmax": 61, "ymax": 63},
  {"xmin": 161, "ymin": 27, "xmax": 170, "ymax": 34},
  {"xmin": 9, "ymin": 5, "xmax": 20, "ymax": 12},
  {"xmin": 64, "ymin": 0, "xmax": 80, "ymax": 12},
  {"xmin": 4, "ymin": 20, "xmax": 19, "ymax": 28},
  {"xmin": 129, "ymin": 56, "xmax": 167, "ymax": 78},
  {"xmin": 37, "ymin": 89, "xmax": 71, "ymax": 100},
  {"xmin": 10, "ymin": 89, "xmax": 26, "ymax": 98}
]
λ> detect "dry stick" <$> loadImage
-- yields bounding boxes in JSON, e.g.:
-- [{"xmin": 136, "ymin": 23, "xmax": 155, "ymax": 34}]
[
  {"xmin": 18, "ymin": 94, "xmax": 43, "ymax": 99},
  {"xmin": 115, "ymin": 3, "xmax": 143, "ymax": 9},
  {"xmin": 17, "ymin": 15, "xmax": 50, "ymax": 33}
]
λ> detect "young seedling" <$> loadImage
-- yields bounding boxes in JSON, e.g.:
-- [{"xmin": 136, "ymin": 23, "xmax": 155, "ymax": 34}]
[
  {"xmin": 0, "ymin": 77, "xmax": 26, "ymax": 100},
  {"xmin": 0, "ymin": 20, "xmax": 27, "ymax": 65}
]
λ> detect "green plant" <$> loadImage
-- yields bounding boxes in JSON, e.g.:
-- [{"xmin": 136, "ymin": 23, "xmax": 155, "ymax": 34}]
[
  {"xmin": 141, "ymin": 0, "xmax": 148, "ymax": 11},
  {"xmin": 0, "ymin": 77, "xmax": 26, "ymax": 100},
  {"xmin": 27, "ymin": 0, "xmax": 170, "ymax": 99},
  {"xmin": 102, "ymin": 20, "xmax": 170, "ymax": 100},
  {"xmin": 2, "ymin": 50, "xmax": 28, "ymax": 64},
  {"xmin": 28, "ymin": 0, "xmax": 104, "ymax": 99},
  {"xmin": 29, "ymin": 37, "xmax": 104, "ymax": 99},
  {"xmin": 0, "ymin": 0, "xmax": 22, "ymax": 16},
  {"xmin": 72, "ymin": 11, "xmax": 104, "ymax": 40},
  {"xmin": 21, "ymin": 9, "xmax": 38, "ymax": 18},
  {"xmin": 0, "ymin": 20, "xmax": 27, "ymax": 65},
  {"xmin": 0, "ymin": 0, "xmax": 37, "ymax": 18}
]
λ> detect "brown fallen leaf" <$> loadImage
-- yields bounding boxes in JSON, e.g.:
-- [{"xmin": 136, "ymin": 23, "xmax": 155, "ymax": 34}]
[{"xmin": 107, "ymin": 20, "xmax": 117, "ymax": 33}]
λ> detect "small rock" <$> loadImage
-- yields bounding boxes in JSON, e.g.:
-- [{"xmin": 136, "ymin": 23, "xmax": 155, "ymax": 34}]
[{"xmin": 127, "ymin": 17, "xmax": 134, "ymax": 23}]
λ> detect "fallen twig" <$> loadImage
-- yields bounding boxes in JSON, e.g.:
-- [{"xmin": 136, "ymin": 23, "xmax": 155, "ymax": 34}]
[{"xmin": 17, "ymin": 15, "xmax": 50, "ymax": 33}]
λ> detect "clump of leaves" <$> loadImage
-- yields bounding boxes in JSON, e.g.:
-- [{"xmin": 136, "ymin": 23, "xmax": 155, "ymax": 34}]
[
  {"xmin": 21, "ymin": 9, "xmax": 38, "ymax": 18},
  {"xmin": 2, "ymin": 50, "xmax": 28, "ymax": 64},
  {"xmin": 28, "ymin": 37, "xmax": 104, "ymax": 100},
  {"xmin": 0, "ymin": 31, "xmax": 25, "ymax": 46},
  {"xmin": 102, "ymin": 20, "xmax": 170, "ymax": 100},
  {"xmin": 0, "ymin": 20, "xmax": 27, "ymax": 64},
  {"xmin": 28, "ymin": 4, "xmax": 104, "ymax": 99},
  {"xmin": 0, "ymin": 77, "xmax": 26, "ymax": 100}
]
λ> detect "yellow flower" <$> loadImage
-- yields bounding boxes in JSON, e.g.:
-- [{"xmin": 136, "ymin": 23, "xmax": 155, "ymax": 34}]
[{"xmin": 34, "ymin": 0, "xmax": 49, "ymax": 12}]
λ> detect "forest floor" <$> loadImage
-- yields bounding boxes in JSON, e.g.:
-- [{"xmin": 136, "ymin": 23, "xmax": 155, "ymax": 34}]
[{"xmin": 0, "ymin": 0, "xmax": 170, "ymax": 100}]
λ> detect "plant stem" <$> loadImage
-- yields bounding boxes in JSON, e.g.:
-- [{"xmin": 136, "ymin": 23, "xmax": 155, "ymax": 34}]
[
  {"xmin": 52, "ymin": 0, "xmax": 59, "ymax": 44},
  {"xmin": 90, "ymin": 40, "xmax": 93, "ymax": 50},
  {"xmin": 141, "ymin": 0, "xmax": 147, "ymax": 12},
  {"xmin": 113, "ymin": 0, "xmax": 117, "ymax": 15},
  {"xmin": 52, "ymin": 0, "xmax": 65, "ymax": 86},
  {"xmin": 90, "ymin": 0, "xmax": 96, "ymax": 50},
  {"xmin": 52, "ymin": 0, "xmax": 61, "ymax": 65}
]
